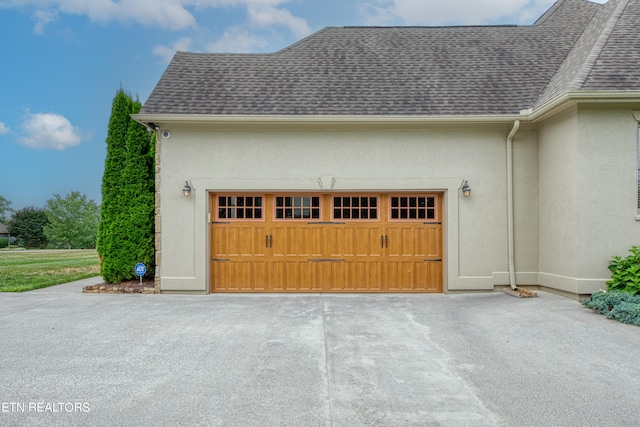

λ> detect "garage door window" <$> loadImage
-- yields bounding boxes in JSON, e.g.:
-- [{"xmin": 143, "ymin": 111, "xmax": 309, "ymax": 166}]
[
  {"xmin": 333, "ymin": 196, "xmax": 378, "ymax": 220},
  {"xmin": 275, "ymin": 195, "xmax": 320, "ymax": 220},
  {"xmin": 217, "ymin": 196, "xmax": 263, "ymax": 220},
  {"xmin": 390, "ymin": 196, "xmax": 437, "ymax": 220}
]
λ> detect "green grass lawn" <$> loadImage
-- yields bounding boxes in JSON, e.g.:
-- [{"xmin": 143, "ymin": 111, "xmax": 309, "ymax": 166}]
[{"xmin": 0, "ymin": 250, "xmax": 100, "ymax": 292}]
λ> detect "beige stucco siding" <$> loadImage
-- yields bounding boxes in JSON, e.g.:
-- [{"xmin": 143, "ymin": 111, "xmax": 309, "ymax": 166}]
[
  {"xmin": 538, "ymin": 106, "xmax": 640, "ymax": 294},
  {"xmin": 576, "ymin": 107, "xmax": 640, "ymax": 286},
  {"xmin": 157, "ymin": 122, "xmax": 539, "ymax": 292},
  {"xmin": 512, "ymin": 128, "xmax": 540, "ymax": 282},
  {"xmin": 155, "ymin": 111, "xmax": 636, "ymax": 295},
  {"xmin": 538, "ymin": 108, "xmax": 580, "ymax": 292}
]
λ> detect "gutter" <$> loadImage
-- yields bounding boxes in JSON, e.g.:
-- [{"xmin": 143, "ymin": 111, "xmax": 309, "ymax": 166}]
[
  {"xmin": 507, "ymin": 120, "xmax": 520, "ymax": 290},
  {"xmin": 132, "ymin": 113, "xmax": 526, "ymax": 127}
]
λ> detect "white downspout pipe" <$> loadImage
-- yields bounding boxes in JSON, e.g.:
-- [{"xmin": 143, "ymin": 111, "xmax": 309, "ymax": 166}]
[{"xmin": 507, "ymin": 120, "xmax": 520, "ymax": 290}]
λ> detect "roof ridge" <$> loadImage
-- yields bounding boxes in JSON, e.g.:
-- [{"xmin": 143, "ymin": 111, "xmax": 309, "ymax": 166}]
[{"xmin": 570, "ymin": 0, "xmax": 630, "ymax": 90}]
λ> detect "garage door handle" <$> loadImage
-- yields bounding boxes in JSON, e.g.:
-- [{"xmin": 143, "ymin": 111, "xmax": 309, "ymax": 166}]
[
  {"xmin": 270, "ymin": 235, "xmax": 273, "ymax": 248},
  {"xmin": 385, "ymin": 235, "xmax": 389, "ymax": 248},
  {"xmin": 265, "ymin": 235, "xmax": 273, "ymax": 248},
  {"xmin": 381, "ymin": 235, "xmax": 384, "ymax": 248}
]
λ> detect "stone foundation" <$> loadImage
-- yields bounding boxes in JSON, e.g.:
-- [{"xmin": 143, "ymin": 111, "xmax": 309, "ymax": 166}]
[{"xmin": 83, "ymin": 284, "xmax": 156, "ymax": 294}]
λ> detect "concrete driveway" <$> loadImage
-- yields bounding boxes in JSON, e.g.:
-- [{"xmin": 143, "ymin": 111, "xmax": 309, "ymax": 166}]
[{"xmin": 1, "ymin": 278, "xmax": 640, "ymax": 427}]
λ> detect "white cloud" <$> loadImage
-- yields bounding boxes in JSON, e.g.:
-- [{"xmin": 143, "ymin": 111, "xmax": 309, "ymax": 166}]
[
  {"xmin": 32, "ymin": 9, "xmax": 57, "ymax": 35},
  {"xmin": 0, "ymin": 122, "xmax": 10, "ymax": 135},
  {"xmin": 6, "ymin": 0, "xmax": 312, "ymax": 56},
  {"xmin": 8, "ymin": 0, "xmax": 310, "ymax": 34},
  {"xmin": 19, "ymin": 113, "xmax": 90, "ymax": 150},
  {"xmin": 149, "ymin": 1, "xmax": 312, "ymax": 59},
  {"xmin": 357, "ymin": 0, "xmax": 608, "ymax": 26},
  {"xmin": 247, "ymin": 4, "xmax": 311, "ymax": 37},
  {"xmin": 153, "ymin": 37, "xmax": 194, "ymax": 63},
  {"xmin": 359, "ymin": 0, "xmax": 533, "ymax": 26},
  {"xmin": 11, "ymin": 0, "xmax": 197, "ymax": 32},
  {"xmin": 205, "ymin": 26, "xmax": 270, "ymax": 53}
]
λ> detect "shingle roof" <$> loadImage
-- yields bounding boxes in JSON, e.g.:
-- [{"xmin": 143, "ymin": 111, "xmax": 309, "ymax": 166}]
[
  {"xmin": 141, "ymin": 0, "xmax": 638, "ymax": 117},
  {"xmin": 535, "ymin": 0, "xmax": 640, "ymax": 108},
  {"xmin": 0, "ymin": 224, "xmax": 9, "ymax": 234},
  {"xmin": 582, "ymin": 0, "xmax": 640, "ymax": 90}
]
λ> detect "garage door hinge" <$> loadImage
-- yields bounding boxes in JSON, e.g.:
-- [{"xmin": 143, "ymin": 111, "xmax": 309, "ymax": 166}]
[
  {"xmin": 423, "ymin": 222, "xmax": 442, "ymax": 225},
  {"xmin": 308, "ymin": 258, "xmax": 346, "ymax": 263},
  {"xmin": 211, "ymin": 221, "xmax": 231, "ymax": 225},
  {"xmin": 424, "ymin": 259, "xmax": 442, "ymax": 263},
  {"xmin": 211, "ymin": 258, "xmax": 230, "ymax": 262}
]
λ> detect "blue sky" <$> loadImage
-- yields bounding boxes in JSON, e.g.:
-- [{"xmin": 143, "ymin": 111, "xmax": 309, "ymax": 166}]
[{"xmin": 0, "ymin": 0, "xmax": 606, "ymax": 211}]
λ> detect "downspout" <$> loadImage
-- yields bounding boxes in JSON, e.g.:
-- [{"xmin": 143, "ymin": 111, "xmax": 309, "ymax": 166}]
[{"xmin": 507, "ymin": 120, "xmax": 520, "ymax": 290}]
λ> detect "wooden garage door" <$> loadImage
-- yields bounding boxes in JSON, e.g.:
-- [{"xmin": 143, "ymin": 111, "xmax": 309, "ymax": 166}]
[{"xmin": 210, "ymin": 193, "xmax": 443, "ymax": 292}]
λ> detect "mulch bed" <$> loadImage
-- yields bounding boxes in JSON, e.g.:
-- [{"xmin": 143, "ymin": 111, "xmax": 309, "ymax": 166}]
[{"xmin": 83, "ymin": 278, "xmax": 156, "ymax": 294}]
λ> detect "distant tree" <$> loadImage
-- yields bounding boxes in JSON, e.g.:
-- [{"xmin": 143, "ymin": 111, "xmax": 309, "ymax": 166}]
[
  {"xmin": 9, "ymin": 207, "xmax": 49, "ymax": 249},
  {"xmin": 98, "ymin": 89, "xmax": 156, "ymax": 283},
  {"xmin": 44, "ymin": 192, "xmax": 100, "ymax": 249},
  {"xmin": 0, "ymin": 195, "xmax": 13, "ymax": 224}
]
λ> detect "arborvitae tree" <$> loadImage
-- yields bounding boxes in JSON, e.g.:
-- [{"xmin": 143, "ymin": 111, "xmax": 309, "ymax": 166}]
[
  {"xmin": 9, "ymin": 207, "xmax": 49, "ymax": 249},
  {"xmin": 97, "ymin": 88, "xmax": 132, "ymax": 263},
  {"xmin": 98, "ymin": 89, "xmax": 155, "ymax": 283},
  {"xmin": 44, "ymin": 191, "xmax": 100, "ymax": 249},
  {"xmin": 107, "ymin": 100, "xmax": 155, "ymax": 282}
]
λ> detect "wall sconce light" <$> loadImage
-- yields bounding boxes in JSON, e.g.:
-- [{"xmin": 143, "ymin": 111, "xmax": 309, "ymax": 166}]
[
  {"xmin": 460, "ymin": 180, "xmax": 471, "ymax": 198},
  {"xmin": 182, "ymin": 181, "xmax": 192, "ymax": 197}
]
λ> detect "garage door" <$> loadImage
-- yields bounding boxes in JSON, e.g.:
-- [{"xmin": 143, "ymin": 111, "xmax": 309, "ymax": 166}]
[{"xmin": 209, "ymin": 193, "xmax": 443, "ymax": 292}]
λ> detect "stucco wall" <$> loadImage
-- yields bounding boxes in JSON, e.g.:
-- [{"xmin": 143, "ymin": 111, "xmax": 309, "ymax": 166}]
[
  {"xmin": 576, "ymin": 107, "xmax": 640, "ymax": 289},
  {"xmin": 157, "ymin": 121, "xmax": 539, "ymax": 292},
  {"xmin": 538, "ymin": 106, "xmax": 640, "ymax": 294},
  {"xmin": 538, "ymin": 108, "xmax": 580, "ymax": 292}
]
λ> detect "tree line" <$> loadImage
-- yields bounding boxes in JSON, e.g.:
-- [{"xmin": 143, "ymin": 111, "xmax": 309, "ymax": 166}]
[{"xmin": 0, "ymin": 192, "xmax": 99, "ymax": 249}]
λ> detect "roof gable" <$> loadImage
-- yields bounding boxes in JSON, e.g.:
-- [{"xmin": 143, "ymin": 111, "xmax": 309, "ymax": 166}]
[
  {"xmin": 535, "ymin": 0, "xmax": 636, "ymax": 109},
  {"xmin": 582, "ymin": 0, "xmax": 640, "ymax": 90},
  {"xmin": 141, "ymin": 0, "xmax": 633, "ymax": 118}
]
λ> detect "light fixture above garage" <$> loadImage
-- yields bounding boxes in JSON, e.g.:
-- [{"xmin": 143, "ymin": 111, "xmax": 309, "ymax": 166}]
[
  {"xmin": 460, "ymin": 180, "xmax": 471, "ymax": 197},
  {"xmin": 183, "ymin": 181, "xmax": 192, "ymax": 197}
]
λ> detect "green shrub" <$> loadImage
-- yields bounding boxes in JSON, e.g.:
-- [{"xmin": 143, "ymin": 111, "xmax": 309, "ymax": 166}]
[
  {"xmin": 0, "ymin": 238, "xmax": 7, "ymax": 249},
  {"xmin": 608, "ymin": 302, "xmax": 640, "ymax": 326},
  {"xmin": 606, "ymin": 246, "xmax": 640, "ymax": 294},
  {"xmin": 97, "ymin": 89, "xmax": 155, "ymax": 284},
  {"xmin": 583, "ymin": 291, "xmax": 640, "ymax": 326}
]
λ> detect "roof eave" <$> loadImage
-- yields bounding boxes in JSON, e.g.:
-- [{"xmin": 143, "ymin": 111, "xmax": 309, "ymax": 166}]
[
  {"xmin": 530, "ymin": 90, "xmax": 640, "ymax": 122},
  {"xmin": 132, "ymin": 113, "xmax": 529, "ymax": 127},
  {"xmin": 134, "ymin": 91, "xmax": 640, "ymax": 127}
]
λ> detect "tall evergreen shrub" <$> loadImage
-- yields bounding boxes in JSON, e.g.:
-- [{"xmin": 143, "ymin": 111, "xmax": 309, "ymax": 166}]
[{"xmin": 98, "ymin": 89, "xmax": 155, "ymax": 283}]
